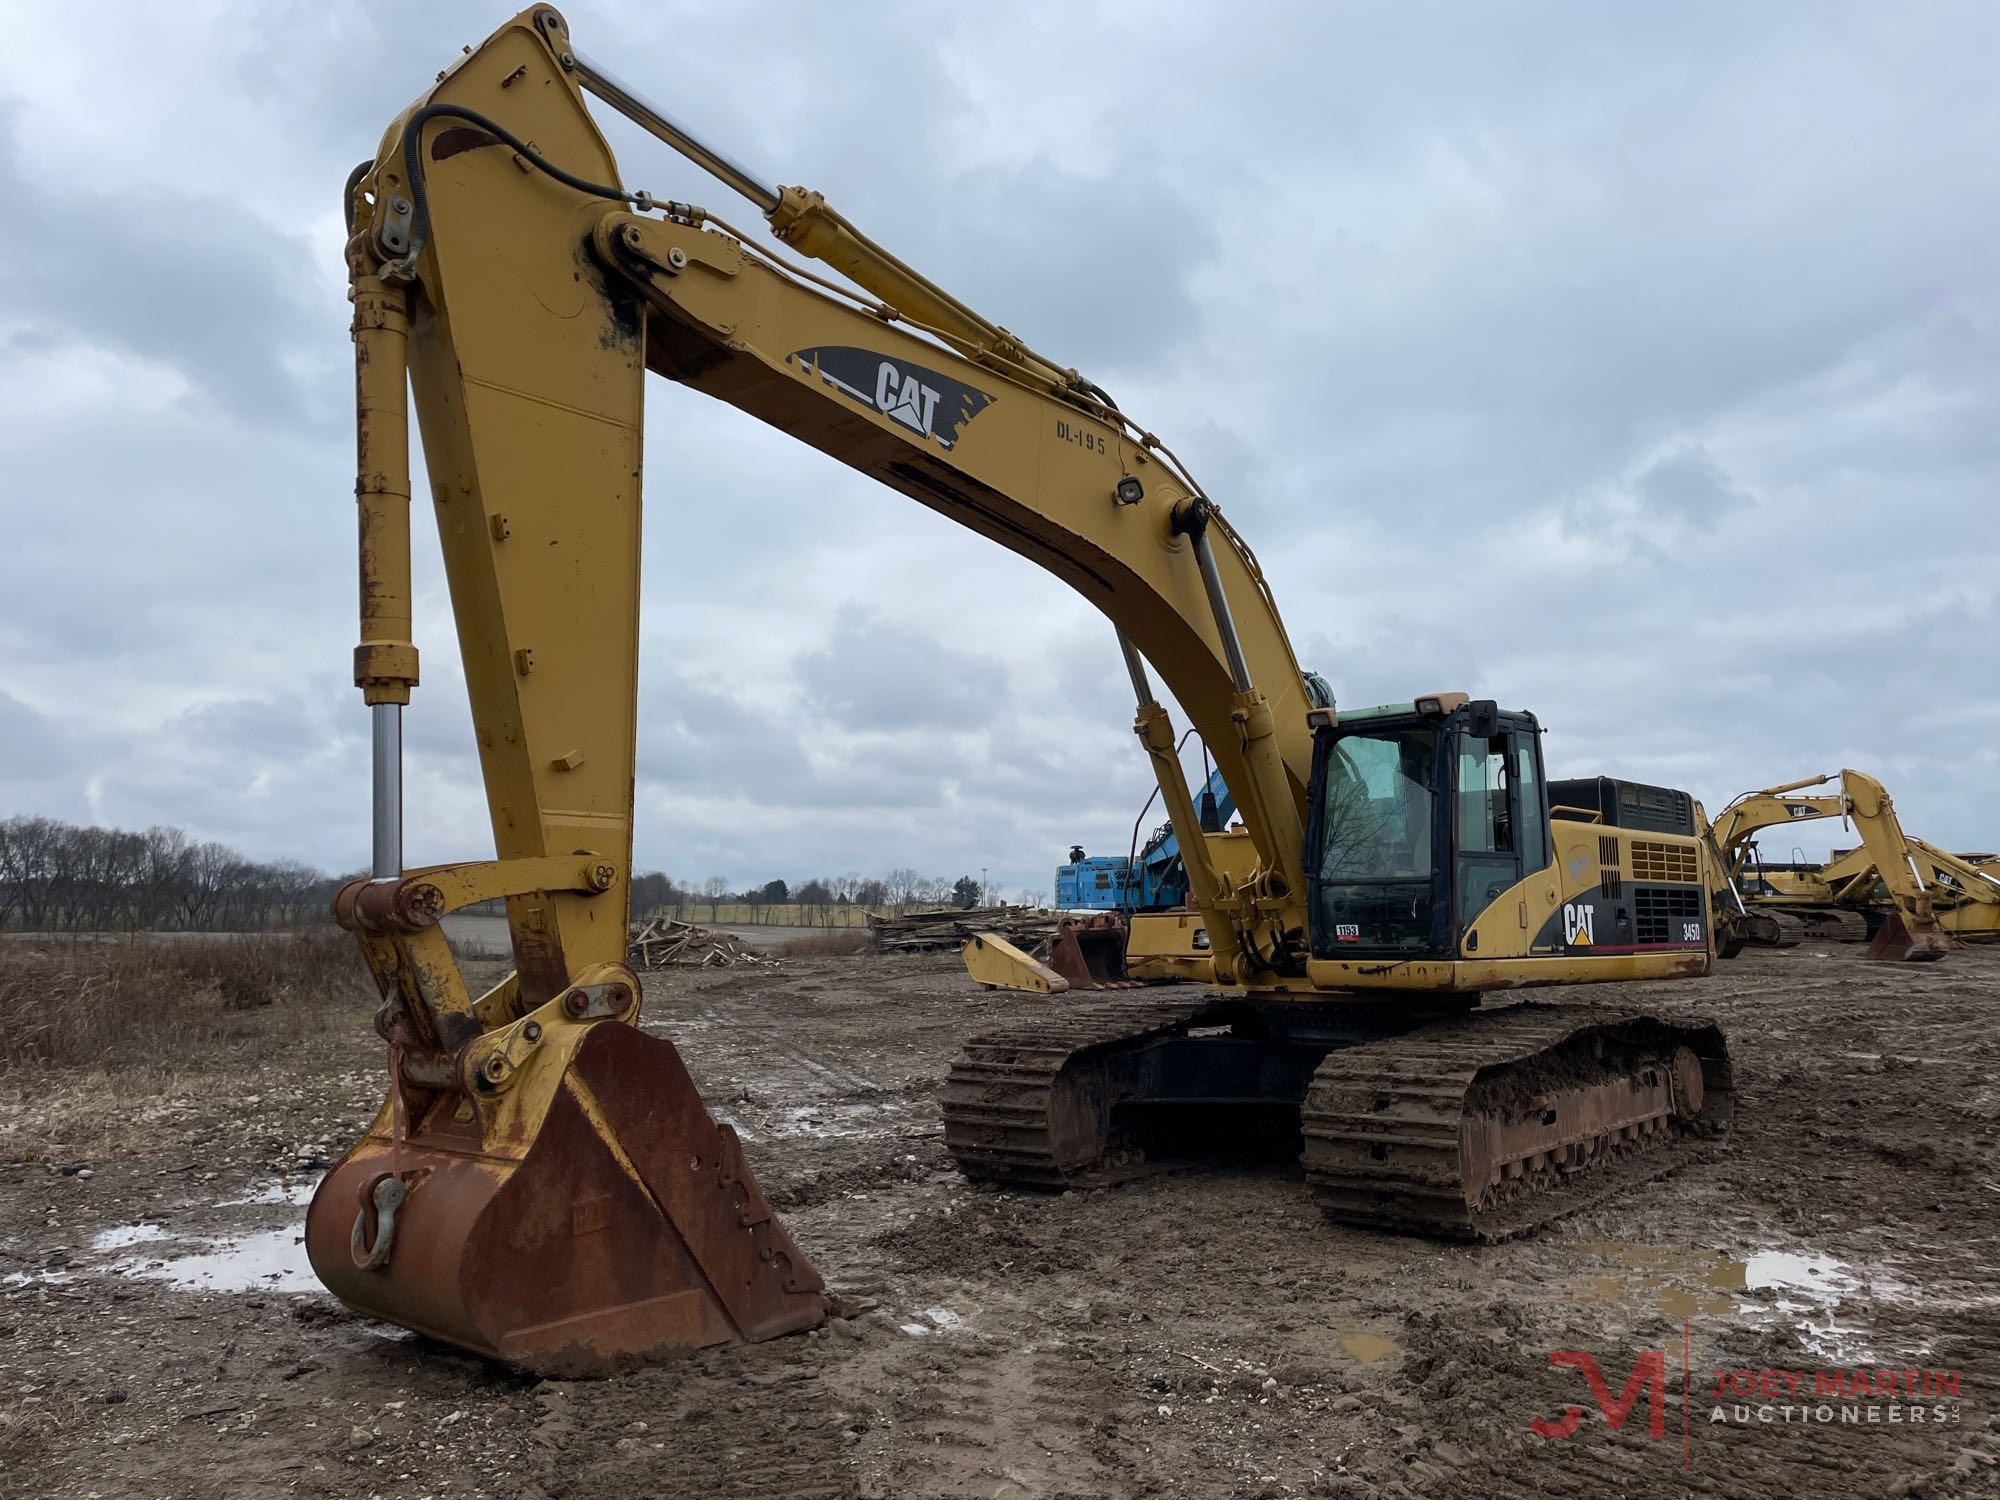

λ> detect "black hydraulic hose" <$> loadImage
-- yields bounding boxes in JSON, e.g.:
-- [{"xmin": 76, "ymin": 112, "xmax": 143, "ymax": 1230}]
[
  {"xmin": 1122, "ymin": 727, "xmax": 1198, "ymax": 907},
  {"xmin": 1075, "ymin": 377, "xmax": 1121, "ymax": 412},
  {"xmin": 1120, "ymin": 788, "xmax": 1158, "ymax": 908},
  {"xmin": 380, "ymin": 102, "xmax": 647, "ymax": 274},
  {"xmin": 342, "ymin": 159, "xmax": 372, "ymax": 235}
]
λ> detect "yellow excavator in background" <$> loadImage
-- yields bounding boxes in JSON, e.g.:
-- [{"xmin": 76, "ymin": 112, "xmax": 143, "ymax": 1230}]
[
  {"xmin": 1876, "ymin": 844, "xmax": 2000, "ymax": 942},
  {"xmin": 1699, "ymin": 771, "xmax": 1952, "ymax": 961},
  {"xmin": 311, "ymin": 7, "xmax": 1732, "ymax": 1375},
  {"xmin": 1744, "ymin": 842, "xmax": 2000, "ymax": 945}
]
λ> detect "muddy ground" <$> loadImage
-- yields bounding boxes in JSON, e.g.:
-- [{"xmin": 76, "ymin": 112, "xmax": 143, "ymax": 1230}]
[{"xmin": 3, "ymin": 942, "xmax": 1997, "ymax": 1499}]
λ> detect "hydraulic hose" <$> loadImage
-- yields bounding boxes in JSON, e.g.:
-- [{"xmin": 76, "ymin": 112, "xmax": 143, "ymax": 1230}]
[
  {"xmin": 376, "ymin": 102, "xmax": 650, "ymax": 278},
  {"xmin": 1122, "ymin": 728, "xmax": 1198, "ymax": 908},
  {"xmin": 342, "ymin": 159, "xmax": 372, "ymax": 235}
]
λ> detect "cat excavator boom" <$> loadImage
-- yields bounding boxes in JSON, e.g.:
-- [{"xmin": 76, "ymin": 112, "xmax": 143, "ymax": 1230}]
[
  {"xmin": 1704, "ymin": 771, "xmax": 1950, "ymax": 960},
  {"xmin": 309, "ymin": 8, "xmax": 1732, "ymax": 1374}
]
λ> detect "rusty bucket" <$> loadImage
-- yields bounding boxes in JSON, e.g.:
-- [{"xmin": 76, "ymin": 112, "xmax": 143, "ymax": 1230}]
[
  {"xmin": 1044, "ymin": 912, "xmax": 1134, "ymax": 989},
  {"xmin": 305, "ymin": 1019, "xmax": 826, "ymax": 1375},
  {"xmin": 1862, "ymin": 910, "xmax": 1950, "ymax": 963}
]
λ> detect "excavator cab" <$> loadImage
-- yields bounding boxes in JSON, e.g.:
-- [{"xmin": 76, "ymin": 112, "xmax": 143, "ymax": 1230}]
[{"xmin": 1305, "ymin": 696, "xmax": 1549, "ymax": 960}]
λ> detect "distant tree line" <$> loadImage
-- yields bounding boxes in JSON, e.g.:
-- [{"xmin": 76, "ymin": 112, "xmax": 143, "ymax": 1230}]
[
  {"xmin": 630, "ymin": 869, "xmax": 998, "ymax": 922},
  {"xmin": 0, "ymin": 816, "xmax": 338, "ymax": 932},
  {"xmin": 0, "ymin": 815, "xmax": 1028, "ymax": 933}
]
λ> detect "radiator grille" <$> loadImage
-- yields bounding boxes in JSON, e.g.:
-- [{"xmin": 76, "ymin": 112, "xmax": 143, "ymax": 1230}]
[
  {"xmin": 1631, "ymin": 840, "xmax": 1700, "ymax": 884},
  {"xmin": 1634, "ymin": 884, "xmax": 1703, "ymax": 945},
  {"xmin": 1597, "ymin": 835, "xmax": 1622, "ymax": 896}
]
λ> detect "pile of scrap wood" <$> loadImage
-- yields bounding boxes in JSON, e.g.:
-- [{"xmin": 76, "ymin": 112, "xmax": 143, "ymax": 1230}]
[
  {"xmin": 628, "ymin": 917, "xmax": 777, "ymax": 969},
  {"xmin": 867, "ymin": 905, "xmax": 1059, "ymax": 954}
]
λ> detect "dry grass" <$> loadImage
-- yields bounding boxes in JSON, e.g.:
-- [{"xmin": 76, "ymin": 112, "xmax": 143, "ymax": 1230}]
[
  {"xmin": 776, "ymin": 930, "xmax": 876, "ymax": 957},
  {"xmin": 0, "ymin": 928, "xmax": 374, "ymax": 1072}
]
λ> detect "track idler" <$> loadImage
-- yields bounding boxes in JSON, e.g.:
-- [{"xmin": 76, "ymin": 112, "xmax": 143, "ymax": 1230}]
[{"xmin": 306, "ymin": 992, "xmax": 826, "ymax": 1375}]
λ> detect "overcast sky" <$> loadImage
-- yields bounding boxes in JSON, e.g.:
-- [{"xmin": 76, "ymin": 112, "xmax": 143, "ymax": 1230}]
[{"xmin": 2, "ymin": 2, "xmax": 1995, "ymax": 896}]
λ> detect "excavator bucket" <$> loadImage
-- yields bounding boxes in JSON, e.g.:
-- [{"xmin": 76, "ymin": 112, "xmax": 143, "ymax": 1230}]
[
  {"xmin": 962, "ymin": 913, "xmax": 1209, "ymax": 994},
  {"xmin": 1862, "ymin": 911, "xmax": 1950, "ymax": 963},
  {"xmin": 305, "ymin": 1018, "xmax": 827, "ymax": 1375},
  {"xmin": 1044, "ymin": 912, "xmax": 1137, "ymax": 989}
]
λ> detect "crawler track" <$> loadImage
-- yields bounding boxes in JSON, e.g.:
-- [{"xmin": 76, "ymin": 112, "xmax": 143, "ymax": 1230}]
[
  {"xmin": 1750, "ymin": 907, "xmax": 1871, "ymax": 944},
  {"xmin": 1301, "ymin": 1003, "xmax": 1732, "ymax": 1240},
  {"xmin": 941, "ymin": 996, "xmax": 1240, "ymax": 1187}
]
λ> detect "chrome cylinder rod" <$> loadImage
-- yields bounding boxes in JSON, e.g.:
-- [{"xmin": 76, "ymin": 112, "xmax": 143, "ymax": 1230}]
[
  {"xmin": 1190, "ymin": 528, "xmax": 1255, "ymax": 695},
  {"xmin": 1117, "ymin": 631, "xmax": 1157, "ymax": 707},
  {"xmin": 371, "ymin": 703, "xmax": 403, "ymax": 881},
  {"xmin": 571, "ymin": 50, "xmax": 781, "ymax": 213}
]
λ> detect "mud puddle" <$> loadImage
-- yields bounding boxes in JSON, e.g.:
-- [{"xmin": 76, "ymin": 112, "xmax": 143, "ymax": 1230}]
[
  {"xmin": 1337, "ymin": 1331, "xmax": 1403, "ymax": 1363},
  {"xmin": 894, "ymin": 1300, "xmax": 974, "ymax": 1337},
  {"xmin": 1570, "ymin": 1240, "xmax": 1902, "ymax": 1359},
  {"xmin": 769, "ymin": 1101, "xmax": 912, "ymax": 1139},
  {"xmin": 79, "ymin": 1176, "xmax": 323, "ymax": 1295}
]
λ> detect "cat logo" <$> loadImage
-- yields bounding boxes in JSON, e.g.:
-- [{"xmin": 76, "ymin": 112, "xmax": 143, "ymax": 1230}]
[
  {"xmin": 1561, "ymin": 902, "xmax": 1596, "ymax": 946},
  {"xmin": 785, "ymin": 345, "xmax": 997, "ymax": 450},
  {"xmin": 1785, "ymin": 804, "xmax": 1819, "ymax": 818},
  {"xmin": 876, "ymin": 362, "xmax": 939, "ymax": 437}
]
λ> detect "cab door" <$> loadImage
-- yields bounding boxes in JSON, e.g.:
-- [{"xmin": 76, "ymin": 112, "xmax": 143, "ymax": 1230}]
[{"xmin": 1453, "ymin": 723, "xmax": 1550, "ymax": 949}]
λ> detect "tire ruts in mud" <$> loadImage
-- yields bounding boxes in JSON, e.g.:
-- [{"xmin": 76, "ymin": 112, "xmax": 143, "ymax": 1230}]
[{"xmin": 1301, "ymin": 1003, "xmax": 1732, "ymax": 1241}]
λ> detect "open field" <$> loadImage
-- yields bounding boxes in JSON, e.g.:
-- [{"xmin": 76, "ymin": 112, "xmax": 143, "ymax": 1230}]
[
  {"xmin": 2, "ymin": 941, "xmax": 1997, "ymax": 1498},
  {"xmin": 441, "ymin": 913, "xmax": 827, "ymax": 957}
]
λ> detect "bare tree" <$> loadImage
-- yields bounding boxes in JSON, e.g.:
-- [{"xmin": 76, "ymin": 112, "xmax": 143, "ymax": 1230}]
[
  {"xmin": 795, "ymin": 879, "xmax": 833, "ymax": 925},
  {"xmin": 700, "ymin": 876, "xmax": 728, "ymax": 923},
  {"xmin": 137, "ymin": 825, "xmax": 191, "ymax": 929},
  {"xmin": 176, "ymin": 841, "xmax": 234, "ymax": 931}
]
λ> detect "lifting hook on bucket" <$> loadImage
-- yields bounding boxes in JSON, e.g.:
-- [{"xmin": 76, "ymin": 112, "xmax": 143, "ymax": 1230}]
[{"xmin": 350, "ymin": 1173, "xmax": 408, "ymax": 1271}]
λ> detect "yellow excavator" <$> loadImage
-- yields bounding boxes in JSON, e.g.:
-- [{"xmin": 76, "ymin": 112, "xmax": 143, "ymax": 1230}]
[
  {"xmin": 1878, "ymin": 845, "xmax": 2000, "ymax": 942},
  {"xmin": 1699, "ymin": 771, "xmax": 1952, "ymax": 960},
  {"xmin": 309, "ymin": 7, "xmax": 1733, "ymax": 1375}
]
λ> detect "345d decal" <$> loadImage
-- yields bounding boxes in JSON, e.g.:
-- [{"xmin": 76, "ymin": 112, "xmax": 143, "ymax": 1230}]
[{"xmin": 788, "ymin": 346, "xmax": 997, "ymax": 451}]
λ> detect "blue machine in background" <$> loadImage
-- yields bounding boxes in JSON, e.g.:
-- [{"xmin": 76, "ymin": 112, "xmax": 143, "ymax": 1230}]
[{"xmin": 1055, "ymin": 769, "xmax": 1235, "ymax": 911}]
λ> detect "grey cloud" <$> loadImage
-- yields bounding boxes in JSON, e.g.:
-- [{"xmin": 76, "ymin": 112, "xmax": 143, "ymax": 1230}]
[
  {"xmin": 636, "ymin": 663, "xmax": 814, "ymax": 793},
  {"xmin": 0, "ymin": 113, "xmax": 321, "ymax": 427},
  {"xmin": 793, "ymin": 607, "xmax": 1008, "ymax": 732},
  {"xmin": 1629, "ymin": 444, "xmax": 1753, "ymax": 522},
  {"xmin": 0, "ymin": 690, "xmax": 73, "ymax": 784}
]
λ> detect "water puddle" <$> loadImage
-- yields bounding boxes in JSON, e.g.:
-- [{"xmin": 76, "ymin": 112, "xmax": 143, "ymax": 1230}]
[
  {"xmin": 114, "ymin": 1225, "xmax": 317, "ymax": 1293},
  {"xmin": 1338, "ymin": 1331, "xmax": 1402, "ymax": 1364},
  {"xmin": 1570, "ymin": 1241, "xmax": 1893, "ymax": 1359},
  {"xmin": 768, "ymin": 1102, "xmax": 906, "ymax": 1140},
  {"xmin": 219, "ymin": 1179, "xmax": 316, "ymax": 1208},
  {"xmin": 896, "ymin": 1302, "xmax": 972, "ymax": 1337},
  {"xmin": 91, "ymin": 1224, "xmax": 170, "ymax": 1251},
  {"xmin": 82, "ymin": 1182, "xmax": 323, "ymax": 1296}
]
